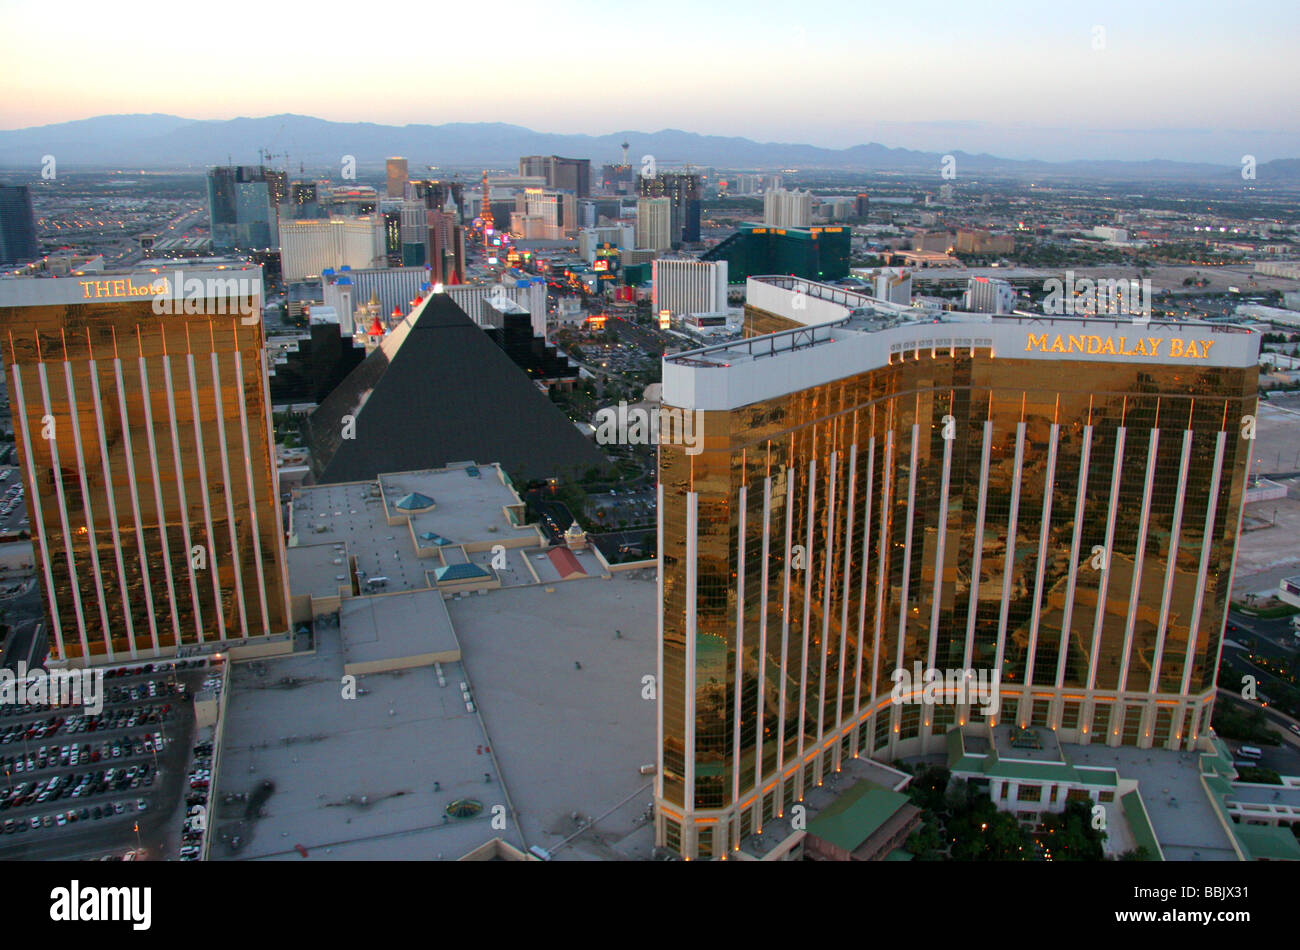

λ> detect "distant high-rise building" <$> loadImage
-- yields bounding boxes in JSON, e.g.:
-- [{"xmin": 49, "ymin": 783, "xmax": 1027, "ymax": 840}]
[
  {"xmin": 854, "ymin": 193, "xmax": 870, "ymax": 218},
  {"xmin": 636, "ymin": 197, "xmax": 672, "ymax": 252},
  {"xmin": 701, "ymin": 223, "xmax": 849, "ymax": 283},
  {"xmin": 510, "ymin": 189, "xmax": 578, "ymax": 240},
  {"xmin": 638, "ymin": 173, "xmax": 701, "ymax": 245},
  {"xmin": 763, "ymin": 187, "xmax": 813, "ymax": 228},
  {"xmin": 279, "ymin": 217, "xmax": 386, "ymax": 282},
  {"xmin": 386, "ymin": 157, "xmax": 409, "ymax": 199},
  {"xmin": 0, "ymin": 184, "xmax": 39, "ymax": 266},
  {"xmin": 409, "ymin": 179, "xmax": 464, "ymax": 218},
  {"xmin": 207, "ymin": 165, "xmax": 279, "ymax": 252},
  {"xmin": 652, "ymin": 258, "xmax": 728, "ymax": 318},
  {"xmin": 399, "ymin": 199, "xmax": 429, "ymax": 267},
  {"xmin": 519, "ymin": 156, "xmax": 591, "ymax": 197},
  {"xmin": 965, "ymin": 275, "xmax": 1016, "ymax": 314},
  {"xmin": 654, "ymin": 274, "xmax": 1260, "ymax": 859},
  {"xmin": 601, "ymin": 163, "xmax": 635, "ymax": 195},
  {"xmin": 0, "ymin": 268, "xmax": 291, "ymax": 665}
]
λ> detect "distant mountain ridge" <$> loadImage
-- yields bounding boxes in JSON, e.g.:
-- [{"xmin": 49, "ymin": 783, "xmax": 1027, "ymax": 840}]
[{"xmin": 0, "ymin": 113, "xmax": 1295, "ymax": 184}]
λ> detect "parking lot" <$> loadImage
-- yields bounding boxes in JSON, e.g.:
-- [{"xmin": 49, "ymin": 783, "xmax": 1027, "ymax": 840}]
[
  {"xmin": 0, "ymin": 658, "xmax": 217, "ymax": 860},
  {"xmin": 0, "ymin": 468, "xmax": 27, "ymax": 535}
]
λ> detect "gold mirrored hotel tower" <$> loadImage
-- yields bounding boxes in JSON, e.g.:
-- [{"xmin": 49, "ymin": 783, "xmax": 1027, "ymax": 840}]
[
  {"xmin": 0, "ymin": 269, "xmax": 290, "ymax": 666},
  {"xmin": 656, "ymin": 277, "xmax": 1259, "ymax": 859}
]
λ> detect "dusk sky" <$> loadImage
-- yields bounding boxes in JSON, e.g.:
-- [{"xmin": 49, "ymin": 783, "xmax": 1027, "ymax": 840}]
[{"xmin": 2, "ymin": 0, "xmax": 1297, "ymax": 162}]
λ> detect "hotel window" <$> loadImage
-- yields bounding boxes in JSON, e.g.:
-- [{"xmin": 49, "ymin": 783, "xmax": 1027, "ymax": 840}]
[
  {"xmin": 1031, "ymin": 700, "xmax": 1051, "ymax": 727},
  {"xmin": 932, "ymin": 704, "xmax": 955, "ymax": 733},
  {"xmin": 697, "ymin": 827, "xmax": 713, "ymax": 860},
  {"xmin": 1061, "ymin": 702, "xmax": 1081, "ymax": 729},
  {"xmin": 1066, "ymin": 788, "xmax": 1092, "ymax": 804},
  {"xmin": 1018, "ymin": 784, "xmax": 1043, "ymax": 803},
  {"xmin": 664, "ymin": 819, "xmax": 681, "ymax": 855},
  {"xmin": 875, "ymin": 715, "xmax": 891, "ymax": 749},
  {"xmin": 1098, "ymin": 791, "xmax": 1114, "ymax": 803},
  {"xmin": 900, "ymin": 705, "xmax": 921, "ymax": 740}
]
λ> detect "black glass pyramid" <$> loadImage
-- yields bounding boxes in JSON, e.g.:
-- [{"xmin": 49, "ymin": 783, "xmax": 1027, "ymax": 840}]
[{"xmin": 306, "ymin": 294, "xmax": 609, "ymax": 484}]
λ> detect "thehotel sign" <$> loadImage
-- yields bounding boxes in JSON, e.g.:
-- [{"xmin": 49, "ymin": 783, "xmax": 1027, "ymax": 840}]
[
  {"xmin": 1025, "ymin": 332, "xmax": 1216, "ymax": 359},
  {"xmin": 77, "ymin": 277, "xmax": 167, "ymax": 300},
  {"xmin": 0, "ymin": 268, "xmax": 263, "ymax": 314}
]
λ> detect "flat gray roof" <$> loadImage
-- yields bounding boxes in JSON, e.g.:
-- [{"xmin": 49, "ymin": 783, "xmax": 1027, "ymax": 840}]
[
  {"xmin": 339, "ymin": 588, "xmax": 459, "ymax": 667},
  {"xmin": 212, "ymin": 617, "xmax": 520, "ymax": 861},
  {"xmin": 383, "ymin": 463, "xmax": 528, "ymax": 546},
  {"xmin": 1063, "ymin": 743, "xmax": 1238, "ymax": 861},
  {"xmin": 444, "ymin": 568, "xmax": 659, "ymax": 860},
  {"xmin": 287, "ymin": 543, "xmax": 350, "ymax": 600}
]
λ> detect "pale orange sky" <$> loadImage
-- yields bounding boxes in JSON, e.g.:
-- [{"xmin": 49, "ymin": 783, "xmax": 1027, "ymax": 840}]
[{"xmin": 3, "ymin": 0, "xmax": 1297, "ymax": 162}]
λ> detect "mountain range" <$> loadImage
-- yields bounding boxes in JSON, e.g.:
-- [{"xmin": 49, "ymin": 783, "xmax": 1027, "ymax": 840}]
[{"xmin": 0, "ymin": 113, "xmax": 1297, "ymax": 184}]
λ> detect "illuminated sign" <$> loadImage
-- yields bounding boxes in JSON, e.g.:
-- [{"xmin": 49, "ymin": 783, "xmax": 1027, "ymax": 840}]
[
  {"xmin": 1024, "ymin": 333, "xmax": 1216, "ymax": 359},
  {"xmin": 78, "ymin": 276, "xmax": 168, "ymax": 300},
  {"xmin": 588, "ymin": 315, "xmax": 607, "ymax": 329},
  {"xmin": 658, "ymin": 309, "xmax": 671, "ymax": 330},
  {"xmin": 593, "ymin": 260, "xmax": 609, "ymax": 272}
]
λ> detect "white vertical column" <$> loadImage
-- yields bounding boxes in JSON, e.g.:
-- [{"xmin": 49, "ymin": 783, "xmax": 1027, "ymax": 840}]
[
  {"xmin": 63, "ymin": 362, "xmax": 115, "ymax": 659},
  {"xmin": 815, "ymin": 452, "xmax": 838, "ymax": 765},
  {"xmin": 185, "ymin": 354, "xmax": 226, "ymax": 642},
  {"xmin": 869, "ymin": 431, "xmax": 895, "ymax": 737},
  {"xmin": 113, "ymin": 359, "xmax": 161, "ymax": 655},
  {"xmin": 138, "ymin": 357, "xmax": 183, "ymax": 646},
  {"xmin": 88, "ymin": 362, "xmax": 136, "ymax": 659},
  {"xmin": 1180, "ymin": 432, "xmax": 1227, "ymax": 698},
  {"xmin": 684, "ymin": 491, "xmax": 698, "ymax": 819},
  {"xmin": 1022, "ymin": 423, "xmax": 1059, "ymax": 693},
  {"xmin": 37, "ymin": 363, "xmax": 91, "ymax": 661},
  {"xmin": 775, "ymin": 471, "xmax": 794, "ymax": 806},
  {"xmin": 962, "ymin": 421, "xmax": 994, "ymax": 673},
  {"xmin": 834, "ymin": 443, "xmax": 858, "ymax": 761},
  {"xmin": 11, "ymin": 367, "xmax": 65, "ymax": 660},
  {"xmin": 1118, "ymin": 428, "xmax": 1161, "ymax": 696},
  {"xmin": 851, "ymin": 437, "xmax": 876, "ymax": 751},
  {"xmin": 233, "ymin": 352, "xmax": 270, "ymax": 634},
  {"xmin": 1055, "ymin": 425, "xmax": 1094, "ymax": 690},
  {"xmin": 894, "ymin": 425, "xmax": 919, "ymax": 682},
  {"xmin": 731, "ymin": 484, "xmax": 747, "ymax": 817},
  {"xmin": 796, "ymin": 458, "xmax": 817, "ymax": 788},
  {"xmin": 1085, "ymin": 426, "xmax": 1127, "ymax": 742},
  {"xmin": 752, "ymin": 475, "xmax": 771, "ymax": 827},
  {"xmin": 655, "ymin": 480, "xmax": 665, "ymax": 804},
  {"xmin": 995, "ymin": 422, "xmax": 1025, "ymax": 709},
  {"xmin": 1085, "ymin": 426, "xmax": 1127, "ymax": 692},
  {"xmin": 1149, "ymin": 430, "xmax": 1193, "ymax": 694},
  {"xmin": 927, "ymin": 417, "xmax": 954, "ymax": 671},
  {"xmin": 210, "ymin": 352, "xmax": 249, "ymax": 639},
  {"xmin": 161, "ymin": 357, "xmax": 204, "ymax": 642}
]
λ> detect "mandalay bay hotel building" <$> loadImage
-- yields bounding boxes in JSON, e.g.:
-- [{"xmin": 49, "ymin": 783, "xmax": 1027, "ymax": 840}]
[
  {"xmin": 0, "ymin": 269, "xmax": 290, "ymax": 667},
  {"xmin": 656, "ymin": 276, "xmax": 1259, "ymax": 859}
]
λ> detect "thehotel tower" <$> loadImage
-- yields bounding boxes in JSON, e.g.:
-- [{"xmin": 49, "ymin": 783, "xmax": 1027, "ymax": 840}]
[
  {"xmin": 0, "ymin": 269, "xmax": 290, "ymax": 666},
  {"xmin": 656, "ymin": 276, "xmax": 1259, "ymax": 859}
]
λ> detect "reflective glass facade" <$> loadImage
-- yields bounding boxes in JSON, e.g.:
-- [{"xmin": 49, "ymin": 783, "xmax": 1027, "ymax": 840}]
[
  {"xmin": 0, "ymin": 281, "xmax": 290, "ymax": 664},
  {"xmin": 658, "ymin": 330, "xmax": 1256, "ymax": 859}
]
